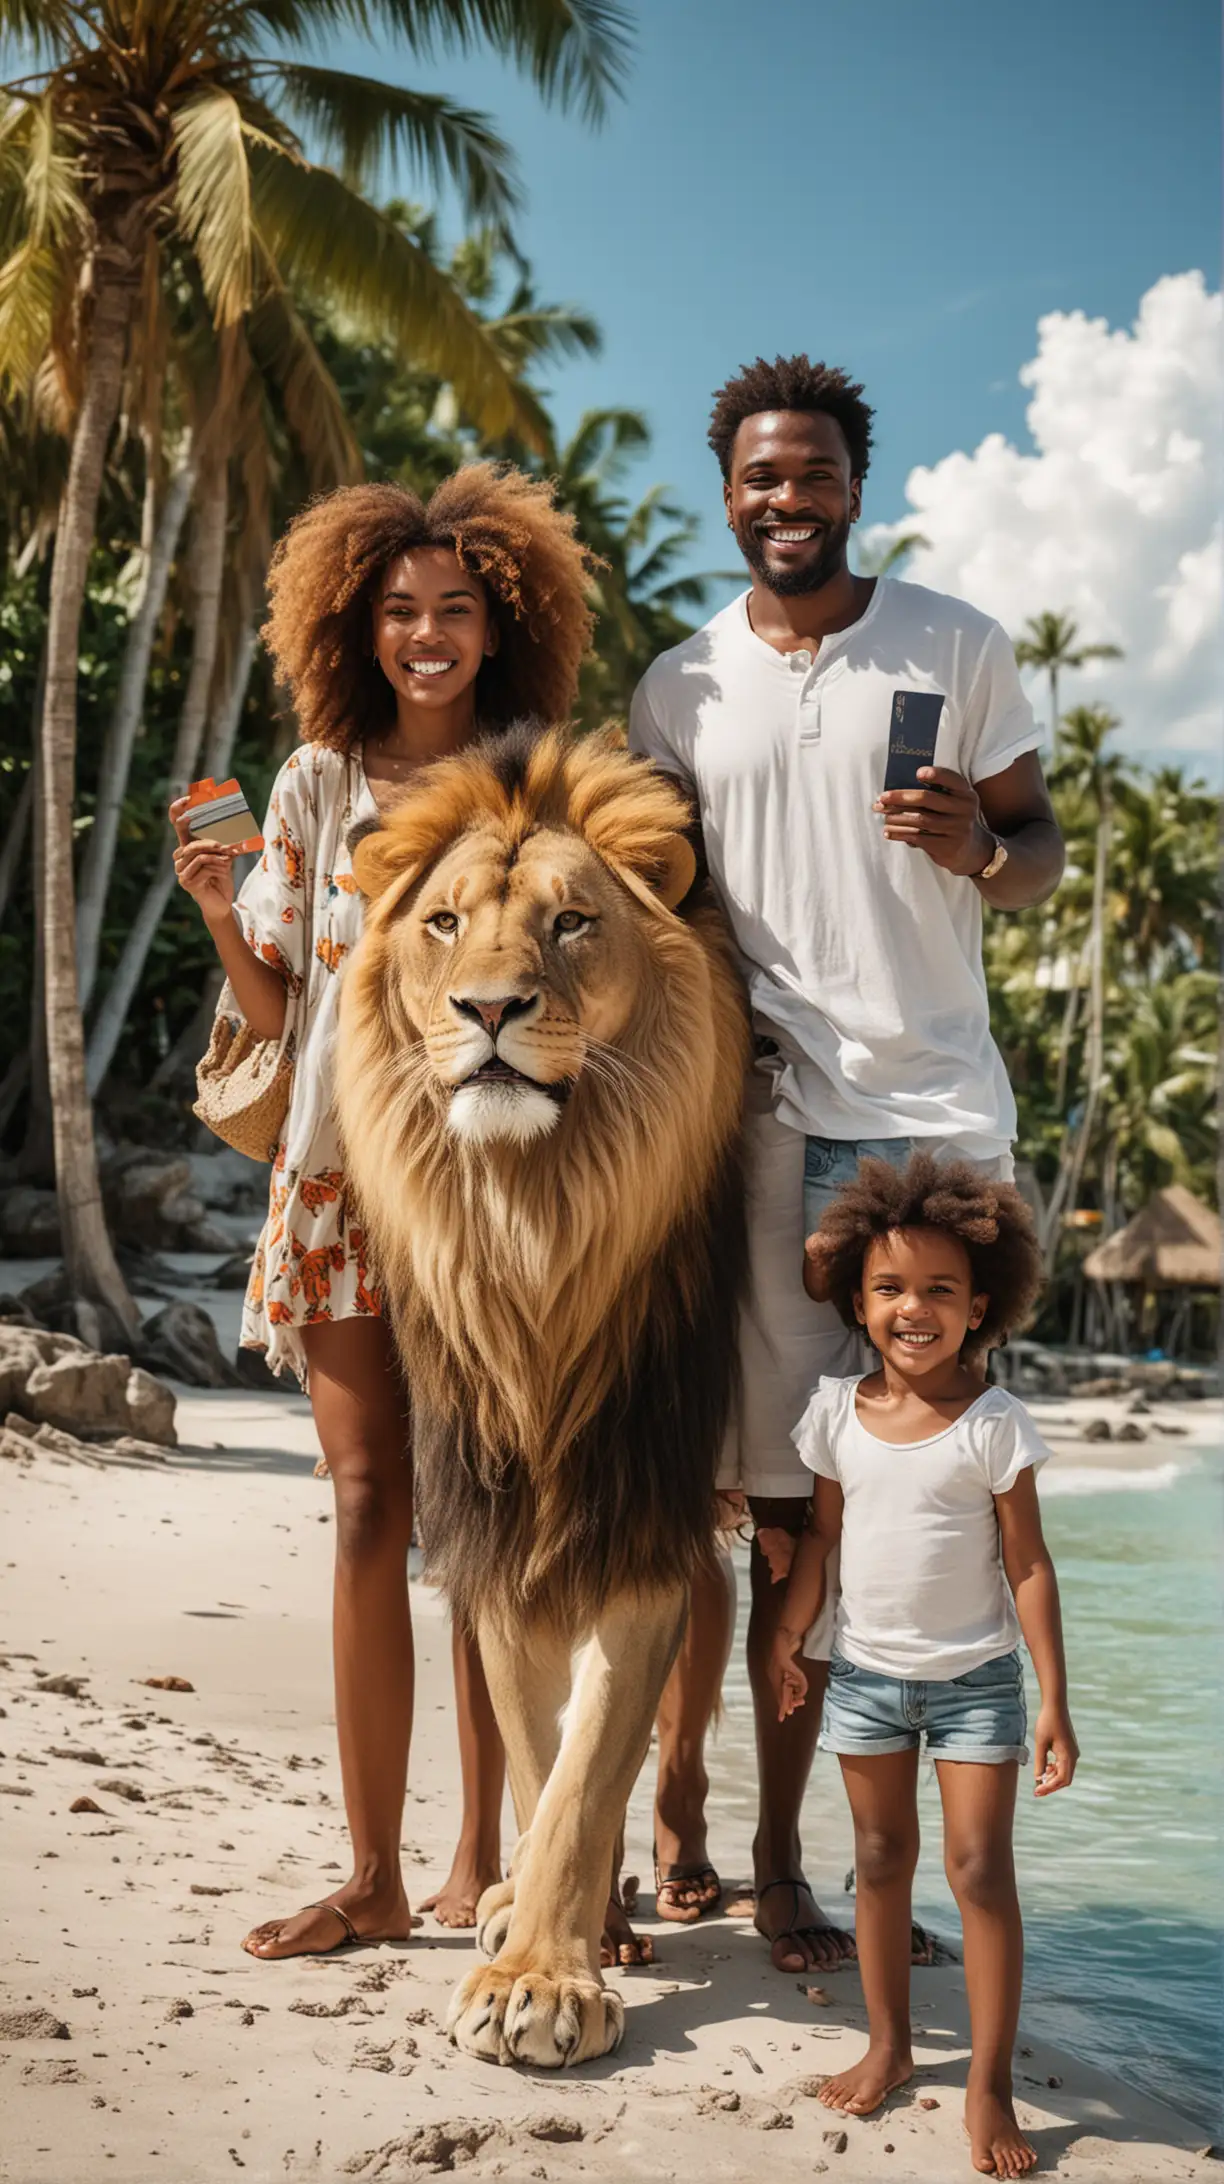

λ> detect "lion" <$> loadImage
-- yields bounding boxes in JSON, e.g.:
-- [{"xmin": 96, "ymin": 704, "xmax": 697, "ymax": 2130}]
[{"xmin": 336, "ymin": 722, "xmax": 749, "ymax": 2068}]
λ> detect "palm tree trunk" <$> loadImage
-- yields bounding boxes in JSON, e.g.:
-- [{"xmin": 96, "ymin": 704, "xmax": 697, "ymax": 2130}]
[
  {"xmin": 85, "ymin": 460, "xmax": 229, "ymax": 1096},
  {"xmin": 1049, "ymin": 664, "xmax": 1060, "ymax": 763},
  {"xmin": 76, "ymin": 433, "xmax": 197, "ymax": 1011},
  {"xmin": 40, "ymin": 241, "xmax": 142, "ymax": 1335},
  {"xmin": 0, "ymin": 767, "xmax": 33, "ymax": 927}
]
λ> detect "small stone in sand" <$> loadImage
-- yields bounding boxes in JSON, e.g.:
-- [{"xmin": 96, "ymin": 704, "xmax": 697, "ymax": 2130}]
[
  {"xmin": 918, "ymin": 2097, "xmax": 940, "ymax": 2110},
  {"xmin": 72, "ymin": 1988, "xmax": 99, "ymax": 1999},
  {"xmin": 50, "ymin": 1746, "xmax": 106, "ymax": 1765},
  {"xmin": 96, "ymin": 1778, "xmax": 145, "ymax": 1802},
  {"xmin": 190, "ymin": 1884, "xmax": 234, "ymax": 1896},
  {"xmin": 1047, "ymin": 2073, "xmax": 1063, "ymax": 2088},
  {"xmin": 800, "ymin": 1984, "xmax": 832, "ymax": 2006},
  {"xmin": 164, "ymin": 2000, "xmax": 194, "ymax": 2021},
  {"xmin": 0, "ymin": 2007, "xmax": 70, "ymax": 2040},
  {"xmin": 883, "ymin": 2143, "xmax": 895, "ymax": 2153},
  {"xmin": 37, "ymin": 1675, "xmax": 88, "ymax": 1698},
  {"xmin": 525, "ymin": 2114, "xmax": 585, "ymax": 2143},
  {"xmin": 69, "ymin": 1796, "xmax": 106, "ymax": 1815},
  {"xmin": 822, "ymin": 2129, "xmax": 849, "ymax": 2153},
  {"xmin": 141, "ymin": 1677, "xmax": 195, "ymax": 1692},
  {"xmin": 22, "ymin": 2058, "xmax": 83, "ymax": 2084}
]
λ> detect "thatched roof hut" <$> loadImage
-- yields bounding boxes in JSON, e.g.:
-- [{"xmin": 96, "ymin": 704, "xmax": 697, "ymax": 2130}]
[{"xmin": 1083, "ymin": 1186, "xmax": 1221, "ymax": 1288}]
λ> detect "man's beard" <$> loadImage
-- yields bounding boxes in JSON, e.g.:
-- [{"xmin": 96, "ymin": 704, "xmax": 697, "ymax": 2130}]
[{"xmin": 736, "ymin": 511, "xmax": 852, "ymax": 598}]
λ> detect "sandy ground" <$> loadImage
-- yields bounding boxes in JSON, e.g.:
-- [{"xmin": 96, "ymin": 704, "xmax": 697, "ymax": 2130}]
[{"xmin": 1, "ymin": 1366, "xmax": 1218, "ymax": 2184}]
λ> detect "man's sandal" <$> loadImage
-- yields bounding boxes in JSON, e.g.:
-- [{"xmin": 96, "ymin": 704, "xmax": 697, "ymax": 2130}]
[
  {"xmin": 754, "ymin": 1877, "xmax": 855, "ymax": 1967},
  {"xmin": 653, "ymin": 1854, "xmax": 723, "ymax": 1924},
  {"xmin": 241, "ymin": 1900, "xmax": 405, "ymax": 1959}
]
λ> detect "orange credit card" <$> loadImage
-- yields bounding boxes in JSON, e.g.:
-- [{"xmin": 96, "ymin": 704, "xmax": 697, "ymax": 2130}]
[{"xmin": 184, "ymin": 776, "xmax": 264, "ymax": 854}]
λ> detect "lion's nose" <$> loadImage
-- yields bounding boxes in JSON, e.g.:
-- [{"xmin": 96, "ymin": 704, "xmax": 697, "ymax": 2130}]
[{"xmin": 449, "ymin": 993, "xmax": 538, "ymax": 1036}]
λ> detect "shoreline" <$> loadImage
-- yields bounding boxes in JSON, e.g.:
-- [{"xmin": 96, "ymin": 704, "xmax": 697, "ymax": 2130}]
[{"xmin": 1, "ymin": 1383, "xmax": 1217, "ymax": 2183}]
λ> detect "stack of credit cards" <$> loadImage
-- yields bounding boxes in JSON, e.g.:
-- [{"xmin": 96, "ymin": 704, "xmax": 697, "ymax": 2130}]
[{"xmin": 184, "ymin": 776, "xmax": 264, "ymax": 853}]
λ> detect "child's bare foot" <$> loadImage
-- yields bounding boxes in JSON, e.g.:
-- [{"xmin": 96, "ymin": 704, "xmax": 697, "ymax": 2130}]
[
  {"xmin": 818, "ymin": 2042, "xmax": 912, "ymax": 2116},
  {"xmin": 420, "ymin": 1846, "xmax": 501, "ymax": 1929},
  {"xmin": 965, "ymin": 2081, "xmax": 1037, "ymax": 2177}
]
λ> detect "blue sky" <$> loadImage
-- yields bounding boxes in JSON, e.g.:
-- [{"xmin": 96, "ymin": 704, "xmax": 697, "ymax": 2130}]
[{"xmin": 329, "ymin": 0, "xmax": 1220, "ymax": 600}]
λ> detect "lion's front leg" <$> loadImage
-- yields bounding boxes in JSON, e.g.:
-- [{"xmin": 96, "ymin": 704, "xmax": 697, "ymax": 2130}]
[{"xmin": 448, "ymin": 1585, "xmax": 687, "ymax": 2067}]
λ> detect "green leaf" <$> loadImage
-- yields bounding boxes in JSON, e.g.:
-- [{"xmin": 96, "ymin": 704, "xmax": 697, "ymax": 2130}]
[
  {"xmin": 245, "ymin": 269, "xmax": 362, "ymax": 488},
  {"xmin": 268, "ymin": 65, "xmax": 519, "ymax": 220},
  {"xmin": 248, "ymin": 139, "xmax": 547, "ymax": 446},
  {"xmin": 237, "ymin": 0, "xmax": 631, "ymax": 122},
  {"xmin": 172, "ymin": 92, "xmax": 255, "ymax": 328}
]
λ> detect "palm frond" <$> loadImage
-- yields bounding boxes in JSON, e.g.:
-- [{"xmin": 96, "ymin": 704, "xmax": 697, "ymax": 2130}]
[
  {"xmin": 0, "ymin": 0, "xmax": 76, "ymax": 59},
  {"xmin": 245, "ymin": 266, "xmax": 362, "ymax": 488},
  {"xmin": 359, "ymin": 0, "xmax": 632, "ymax": 124},
  {"xmin": 560, "ymin": 404, "xmax": 649, "ymax": 483},
  {"xmin": 0, "ymin": 94, "xmax": 83, "ymax": 396},
  {"xmin": 267, "ymin": 66, "xmax": 519, "ymax": 221},
  {"xmin": 249, "ymin": 140, "xmax": 547, "ymax": 448},
  {"xmin": 487, "ymin": 296, "xmax": 600, "ymax": 370},
  {"xmin": 0, "ymin": 237, "xmax": 58, "ymax": 395},
  {"xmin": 172, "ymin": 91, "xmax": 255, "ymax": 327}
]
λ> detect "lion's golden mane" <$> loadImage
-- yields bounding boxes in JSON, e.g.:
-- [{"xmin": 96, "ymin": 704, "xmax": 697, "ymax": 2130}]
[{"xmin": 336, "ymin": 724, "xmax": 749, "ymax": 1631}]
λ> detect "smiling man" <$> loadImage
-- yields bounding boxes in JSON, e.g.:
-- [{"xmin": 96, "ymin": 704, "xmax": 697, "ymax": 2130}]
[{"xmin": 629, "ymin": 354, "xmax": 1064, "ymax": 1977}]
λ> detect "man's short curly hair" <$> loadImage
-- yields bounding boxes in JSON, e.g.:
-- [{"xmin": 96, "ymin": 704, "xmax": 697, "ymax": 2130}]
[
  {"xmin": 708, "ymin": 355, "xmax": 874, "ymax": 481},
  {"xmin": 262, "ymin": 465, "xmax": 597, "ymax": 751},
  {"xmin": 807, "ymin": 1153, "xmax": 1042, "ymax": 1355}
]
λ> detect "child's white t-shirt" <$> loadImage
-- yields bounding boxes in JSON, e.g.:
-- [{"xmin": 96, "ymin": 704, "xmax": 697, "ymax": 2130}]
[{"xmin": 791, "ymin": 1375, "xmax": 1050, "ymax": 1682}]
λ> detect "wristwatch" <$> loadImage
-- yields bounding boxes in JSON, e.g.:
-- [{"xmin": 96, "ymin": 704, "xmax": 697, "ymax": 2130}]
[{"xmin": 974, "ymin": 831, "xmax": 1009, "ymax": 881}]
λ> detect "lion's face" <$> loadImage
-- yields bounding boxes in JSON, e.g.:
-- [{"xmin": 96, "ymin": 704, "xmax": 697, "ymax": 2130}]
[{"xmin": 376, "ymin": 822, "xmax": 655, "ymax": 1148}]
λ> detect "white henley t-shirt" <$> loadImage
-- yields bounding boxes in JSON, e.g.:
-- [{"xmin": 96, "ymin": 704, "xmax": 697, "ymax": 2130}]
[{"xmin": 628, "ymin": 579, "xmax": 1040, "ymax": 1156}]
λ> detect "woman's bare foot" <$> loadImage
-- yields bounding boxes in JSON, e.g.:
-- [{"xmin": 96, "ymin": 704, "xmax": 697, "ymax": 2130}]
[
  {"xmin": 754, "ymin": 1877, "xmax": 856, "ymax": 1973},
  {"xmin": 601, "ymin": 1893, "xmax": 654, "ymax": 1967},
  {"xmin": 818, "ymin": 2042, "xmax": 912, "ymax": 2117},
  {"xmin": 965, "ymin": 2082, "xmax": 1037, "ymax": 2177},
  {"xmin": 242, "ymin": 1875, "xmax": 413, "ymax": 1959},
  {"xmin": 420, "ymin": 1845, "xmax": 502, "ymax": 1929}
]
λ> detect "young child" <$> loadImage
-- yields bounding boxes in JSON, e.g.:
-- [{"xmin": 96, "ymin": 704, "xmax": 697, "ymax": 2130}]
[{"xmin": 769, "ymin": 1154, "xmax": 1078, "ymax": 2182}]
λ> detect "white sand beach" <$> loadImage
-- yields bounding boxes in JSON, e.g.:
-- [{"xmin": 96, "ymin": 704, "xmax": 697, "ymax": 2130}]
[{"xmin": 1, "ymin": 1362, "xmax": 1218, "ymax": 2184}]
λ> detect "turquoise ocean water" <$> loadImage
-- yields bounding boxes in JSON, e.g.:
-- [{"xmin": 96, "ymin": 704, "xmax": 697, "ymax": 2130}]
[{"xmin": 709, "ymin": 1435, "xmax": 1224, "ymax": 2134}]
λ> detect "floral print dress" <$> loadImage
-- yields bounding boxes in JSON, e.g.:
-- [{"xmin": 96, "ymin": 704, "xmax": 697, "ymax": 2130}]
[{"xmin": 229, "ymin": 744, "xmax": 383, "ymax": 1388}]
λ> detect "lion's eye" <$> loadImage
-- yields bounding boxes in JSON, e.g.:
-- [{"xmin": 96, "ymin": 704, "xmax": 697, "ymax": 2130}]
[
  {"xmin": 425, "ymin": 910, "xmax": 459, "ymax": 939},
  {"xmin": 554, "ymin": 910, "xmax": 591, "ymax": 937}
]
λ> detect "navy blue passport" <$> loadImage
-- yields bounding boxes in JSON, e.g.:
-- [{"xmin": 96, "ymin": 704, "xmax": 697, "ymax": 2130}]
[{"xmin": 883, "ymin": 689, "xmax": 946, "ymax": 792}]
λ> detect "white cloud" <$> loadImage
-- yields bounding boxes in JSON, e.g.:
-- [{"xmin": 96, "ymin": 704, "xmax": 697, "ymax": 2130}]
[{"xmin": 862, "ymin": 273, "xmax": 1222, "ymax": 773}]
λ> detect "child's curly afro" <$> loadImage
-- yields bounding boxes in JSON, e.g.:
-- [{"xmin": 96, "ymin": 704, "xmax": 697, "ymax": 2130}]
[
  {"xmin": 262, "ymin": 464, "xmax": 597, "ymax": 751},
  {"xmin": 805, "ymin": 1151, "xmax": 1042, "ymax": 1355}
]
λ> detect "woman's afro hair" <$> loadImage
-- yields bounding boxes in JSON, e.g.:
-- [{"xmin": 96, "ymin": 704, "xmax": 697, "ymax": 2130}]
[
  {"xmin": 262, "ymin": 464, "xmax": 597, "ymax": 751},
  {"xmin": 806, "ymin": 1152, "xmax": 1042, "ymax": 1356},
  {"xmin": 707, "ymin": 355, "xmax": 874, "ymax": 481}
]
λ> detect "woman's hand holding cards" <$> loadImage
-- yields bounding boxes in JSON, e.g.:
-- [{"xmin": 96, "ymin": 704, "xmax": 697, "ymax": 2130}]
[
  {"xmin": 874, "ymin": 765, "xmax": 996, "ymax": 876},
  {"xmin": 169, "ymin": 793, "xmax": 240, "ymax": 928}
]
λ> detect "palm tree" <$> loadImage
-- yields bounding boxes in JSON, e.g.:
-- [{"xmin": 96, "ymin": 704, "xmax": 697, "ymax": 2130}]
[
  {"xmin": 1035, "ymin": 705, "xmax": 1128, "ymax": 1263},
  {"xmin": 550, "ymin": 408, "xmax": 734, "ymax": 722},
  {"xmin": 0, "ymin": 0, "xmax": 629, "ymax": 1326},
  {"xmin": 857, "ymin": 529, "xmax": 929, "ymax": 578},
  {"xmin": 1014, "ymin": 610, "xmax": 1122, "ymax": 762}
]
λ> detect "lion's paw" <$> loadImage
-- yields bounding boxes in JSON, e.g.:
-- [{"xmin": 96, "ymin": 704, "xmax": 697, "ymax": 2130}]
[
  {"xmin": 447, "ymin": 1962, "xmax": 624, "ymax": 2068},
  {"xmin": 474, "ymin": 1880, "xmax": 515, "ymax": 1959}
]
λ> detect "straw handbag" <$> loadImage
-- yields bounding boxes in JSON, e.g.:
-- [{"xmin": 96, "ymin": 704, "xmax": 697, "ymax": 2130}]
[{"xmin": 193, "ymin": 998, "xmax": 292, "ymax": 1164}]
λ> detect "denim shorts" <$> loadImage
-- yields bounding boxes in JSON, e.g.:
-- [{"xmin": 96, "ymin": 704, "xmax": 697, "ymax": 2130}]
[{"xmin": 819, "ymin": 1647, "xmax": 1028, "ymax": 1765}]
